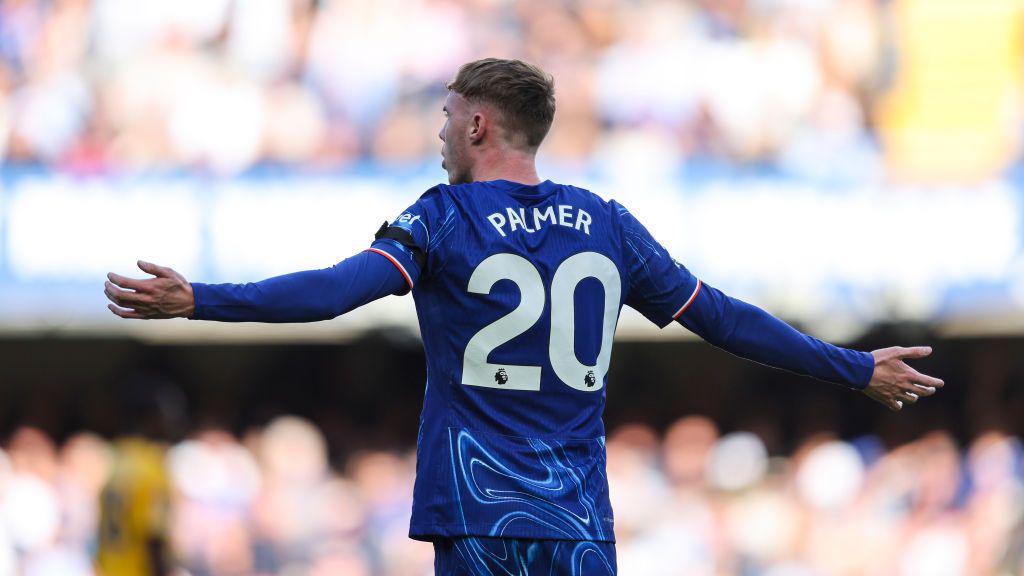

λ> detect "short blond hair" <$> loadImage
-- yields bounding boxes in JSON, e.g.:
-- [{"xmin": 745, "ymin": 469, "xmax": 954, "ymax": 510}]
[{"xmin": 446, "ymin": 58, "xmax": 556, "ymax": 150}]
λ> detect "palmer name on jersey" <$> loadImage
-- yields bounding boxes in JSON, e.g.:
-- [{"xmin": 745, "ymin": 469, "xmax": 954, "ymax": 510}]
[{"xmin": 486, "ymin": 204, "xmax": 592, "ymax": 237}]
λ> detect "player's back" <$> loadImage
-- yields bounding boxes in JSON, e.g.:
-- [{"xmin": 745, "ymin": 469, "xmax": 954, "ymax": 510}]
[
  {"xmin": 373, "ymin": 179, "xmax": 700, "ymax": 542},
  {"xmin": 416, "ymin": 180, "xmax": 621, "ymax": 439}
]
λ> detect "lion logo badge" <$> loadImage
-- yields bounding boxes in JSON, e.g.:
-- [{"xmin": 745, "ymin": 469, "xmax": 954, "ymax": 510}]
[
  {"xmin": 584, "ymin": 370, "xmax": 597, "ymax": 387},
  {"xmin": 494, "ymin": 368, "xmax": 509, "ymax": 385}
]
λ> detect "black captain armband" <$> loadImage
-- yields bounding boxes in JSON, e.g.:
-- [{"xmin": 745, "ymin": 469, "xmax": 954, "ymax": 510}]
[{"xmin": 374, "ymin": 220, "xmax": 427, "ymax": 271}]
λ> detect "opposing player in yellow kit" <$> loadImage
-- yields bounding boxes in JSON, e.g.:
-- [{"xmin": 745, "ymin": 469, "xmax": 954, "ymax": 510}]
[{"xmin": 96, "ymin": 377, "xmax": 184, "ymax": 576}]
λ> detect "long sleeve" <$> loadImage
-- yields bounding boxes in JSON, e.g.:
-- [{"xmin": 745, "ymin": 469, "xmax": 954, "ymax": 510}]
[
  {"xmin": 675, "ymin": 282, "xmax": 875, "ymax": 389},
  {"xmin": 190, "ymin": 250, "xmax": 408, "ymax": 323}
]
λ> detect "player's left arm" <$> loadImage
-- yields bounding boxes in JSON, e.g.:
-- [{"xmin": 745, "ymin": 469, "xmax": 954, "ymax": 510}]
[
  {"xmin": 614, "ymin": 200, "xmax": 942, "ymax": 411},
  {"xmin": 674, "ymin": 282, "xmax": 944, "ymax": 411}
]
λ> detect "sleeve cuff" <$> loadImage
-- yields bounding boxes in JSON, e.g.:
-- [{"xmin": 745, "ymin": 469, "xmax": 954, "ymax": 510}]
[
  {"xmin": 189, "ymin": 283, "xmax": 205, "ymax": 320},
  {"xmin": 852, "ymin": 350, "xmax": 875, "ymax": 390}
]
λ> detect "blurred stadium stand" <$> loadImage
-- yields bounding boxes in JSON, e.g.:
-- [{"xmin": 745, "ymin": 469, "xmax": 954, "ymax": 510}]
[
  {"xmin": 0, "ymin": 333, "xmax": 1021, "ymax": 574},
  {"xmin": 1, "ymin": 0, "xmax": 1020, "ymax": 180},
  {"xmin": 3, "ymin": 0, "xmax": 1024, "ymax": 574}
]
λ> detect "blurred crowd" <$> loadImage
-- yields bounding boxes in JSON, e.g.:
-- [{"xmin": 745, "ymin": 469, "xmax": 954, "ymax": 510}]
[
  {"xmin": 0, "ymin": 0, "xmax": 890, "ymax": 178},
  {"xmin": 0, "ymin": 415, "xmax": 1022, "ymax": 575}
]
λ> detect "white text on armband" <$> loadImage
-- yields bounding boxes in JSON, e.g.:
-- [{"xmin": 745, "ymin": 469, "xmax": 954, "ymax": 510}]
[{"xmin": 486, "ymin": 205, "xmax": 592, "ymax": 237}]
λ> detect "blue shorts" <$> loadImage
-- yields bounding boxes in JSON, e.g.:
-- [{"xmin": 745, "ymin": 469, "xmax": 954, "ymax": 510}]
[{"xmin": 432, "ymin": 536, "xmax": 617, "ymax": 575}]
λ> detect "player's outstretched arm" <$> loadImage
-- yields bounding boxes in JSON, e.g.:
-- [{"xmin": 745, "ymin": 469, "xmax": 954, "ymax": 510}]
[
  {"xmin": 675, "ymin": 282, "xmax": 943, "ymax": 410},
  {"xmin": 104, "ymin": 251, "xmax": 407, "ymax": 322}
]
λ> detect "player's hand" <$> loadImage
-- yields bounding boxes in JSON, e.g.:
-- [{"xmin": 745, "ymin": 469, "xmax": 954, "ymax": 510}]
[
  {"xmin": 862, "ymin": 346, "xmax": 943, "ymax": 411},
  {"xmin": 104, "ymin": 261, "xmax": 195, "ymax": 320}
]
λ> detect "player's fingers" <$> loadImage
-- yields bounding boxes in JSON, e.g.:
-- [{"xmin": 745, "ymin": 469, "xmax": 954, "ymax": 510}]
[
  {"xmin": 911, "ymin": 384, "xmax": 937, "ymax": 397},
  {"xmin": 103, "ymin": 281, "xmax": 131, "ymax": 305},
  {"xmin": 900, "ymin": 391, "xmax": 919, "ymax": 405},
  {"xmin": 890, "ymin": 399, "xmax": 903, "ymax": 412},
  {"xmin": 103, "ymin": 282, "xmax": 128, "ymax": 306},
  {"xmin": 107, "ymin": 272, "xmax": 149, "ymax": 292},
  {"xmin": 137, "ymin": 260, "xmax": 172, "ymax": 278},
  {"xmin": 107, "ymin": 303, "xmax": 145, "ymax": 319},
  {"xmin": 908, "ymin": 369, "xmax": 943, "ymax": 389},
  {"xmin": 104, "ymin": 281, "xmax": 152, "ymax": 307},
  {"xmin": 897, "ymin": 346, "xmax": 932, "ymax": 360}
]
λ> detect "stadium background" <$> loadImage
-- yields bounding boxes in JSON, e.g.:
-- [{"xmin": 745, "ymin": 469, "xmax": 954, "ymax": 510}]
[{"xmin": 1, "ymin": 0, "xmax": 1023, "ymax": 574}]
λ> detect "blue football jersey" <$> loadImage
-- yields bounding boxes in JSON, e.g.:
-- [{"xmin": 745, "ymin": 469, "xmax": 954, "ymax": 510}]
[{"xmin": 368, "ymin": 179, "xmax": 701, "ymax": 542}]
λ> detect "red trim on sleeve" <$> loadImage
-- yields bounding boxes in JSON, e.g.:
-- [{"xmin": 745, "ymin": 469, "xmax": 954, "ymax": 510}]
[
  {"xmin": 365, "ymin": 248, "xmax": 414, "ymax": 290},
  {"xmin": 672, "ymin": 279, "xmax": 703, "ymax": 319}
]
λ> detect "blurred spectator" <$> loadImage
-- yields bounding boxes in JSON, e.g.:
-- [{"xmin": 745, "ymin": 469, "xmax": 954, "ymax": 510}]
[
  {"xmin": 10, "ymin": 0, "xmax": 1016, "ymax": 182},
  {"xmin": 8, "ymin": 0, "xmax": 1021, "ymax": 182},
  {"xmin": 169, "ymin": 428, "xmax": 260, "ymax": 575},
  {"xmin": 0, "ymin": 414, "xmax": 1021, "ymax": 574},
  {"xmin": 8, "ymin": 0, "xmax": 1024, "ymax": 181}
]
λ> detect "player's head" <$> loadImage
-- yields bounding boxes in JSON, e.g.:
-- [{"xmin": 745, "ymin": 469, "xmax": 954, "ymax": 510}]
[{"xmin": 440, "ymin": 58, "xmax": 556, "ymax": 184}]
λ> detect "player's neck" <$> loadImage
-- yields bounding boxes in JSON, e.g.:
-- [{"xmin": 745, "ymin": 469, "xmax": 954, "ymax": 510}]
[{"xmin": 470, "ymin": 149, "xmax": 541, "ymax": 186}]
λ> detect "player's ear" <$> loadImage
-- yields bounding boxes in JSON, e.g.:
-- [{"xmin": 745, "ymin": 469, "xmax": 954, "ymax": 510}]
[{"xmin": 468, "ymin": 112, "xmax": 486, "ymax": 144}]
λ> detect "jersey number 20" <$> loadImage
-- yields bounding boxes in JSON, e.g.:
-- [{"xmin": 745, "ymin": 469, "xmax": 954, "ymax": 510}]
[{"xmin": 462, "ymin": 251, "xmax": 620, "ymax": 392}]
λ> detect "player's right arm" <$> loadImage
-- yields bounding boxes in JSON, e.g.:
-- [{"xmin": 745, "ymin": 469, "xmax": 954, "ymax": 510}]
[
  {"xmin": 615, "ymin": 202, "xmax": 943, "ymax": 411},
  {"xmin": 103, "ymin": 252, "xmax": 408, "ymax": 322},
  {"xmin": 105, "ymin": 188, "xmax": 443, "ymax": 322}
]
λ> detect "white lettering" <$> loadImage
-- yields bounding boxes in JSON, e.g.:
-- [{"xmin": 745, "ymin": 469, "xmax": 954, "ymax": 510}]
[
  {"xmin": 558, "ymin": 205, "xmax": 573, "ymax": 227},
  {"xmin": 507, "ymin": 207, "xmax": 527, "ymax": 232},
  {"xmin": 487, "ymin": 213, "xmax": 507, "ymax": 237},
  {"xmin": 575, "ymin": 209, "xmax": 592, "ymax": 235},
  {"xmin": 397, "ymin": 212, "xmax": 421, "ymax": 225},
  {"xmin": 534, "ymin": 206, "xmax": 556, "ymax": 230},
  {"xmin": 491, "ymin": 205, "xmax": 595, "ymax": 236},
  {"xmin": 518, "ymin": 208, "xmax": 536, "ymax": 233}
]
